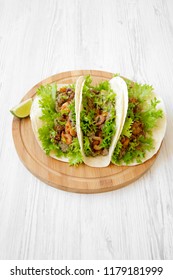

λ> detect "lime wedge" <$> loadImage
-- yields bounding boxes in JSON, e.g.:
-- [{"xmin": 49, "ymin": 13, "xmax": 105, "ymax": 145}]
[{"xmin": 10, "ymin": 98, "xmax": 33, "ymax": 118}]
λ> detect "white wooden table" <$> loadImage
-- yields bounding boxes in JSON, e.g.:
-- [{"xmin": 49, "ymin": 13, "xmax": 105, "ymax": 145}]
[{"xmin": 0, "ymin": 0, "xmax": 173, "ymax": 260}]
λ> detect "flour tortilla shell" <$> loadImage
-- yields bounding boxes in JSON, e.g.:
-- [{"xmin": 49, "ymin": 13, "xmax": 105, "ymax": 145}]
[
  {"xmin": 76, "ymin": 76, "xmax": 128, "ymax": 168},
  {"xmin": 119, "ymin": 93, "xmax": 167, "ymax": 166},
  {"xmin": 30, "ymin": 84, "xmax": 70, "ymax": 162}
]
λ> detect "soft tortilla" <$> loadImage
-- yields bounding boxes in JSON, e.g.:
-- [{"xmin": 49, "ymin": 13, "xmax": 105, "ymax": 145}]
[
  {"xmin": 30, "ymin": 84, "xmax": 70, "ymax": 162},
  {"xmin": 75, "ymin": 76, "xmax": 128, "ymax": 167},
  {"xmin": 119, "ymin": 93, "xmax": 167, "ymax": 166}
]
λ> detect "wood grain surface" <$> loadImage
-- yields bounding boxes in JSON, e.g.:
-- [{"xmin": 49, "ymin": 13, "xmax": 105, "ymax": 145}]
[
  {"xmin": 12, "ymin": 70, "xmax": 159, "ymax": 193},
  {"xmin": 0, "ymin": 0, "xmax": 173, "ymax": 260}
]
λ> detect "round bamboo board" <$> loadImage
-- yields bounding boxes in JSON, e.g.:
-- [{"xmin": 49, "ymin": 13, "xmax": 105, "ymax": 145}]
[{"xmin": 12, "ymin": 70, "xmax": 158, "ymax": 193}]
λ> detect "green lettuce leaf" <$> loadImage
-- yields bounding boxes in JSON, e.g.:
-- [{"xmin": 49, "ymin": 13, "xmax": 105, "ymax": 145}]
[
  {"xmin": 68, "ymin": 138, "xmax": 83, "ymax": 165},
  {"xmin": 112, "ymin": 77, "xmax": 164, "ymax": 165},
  {"xmin": 80, "ymin": 76, "xmax": 117, "ymax": 156},
  {"xmin": 36, "ymin": 83, "xmax": 83, "ymax": 165}
]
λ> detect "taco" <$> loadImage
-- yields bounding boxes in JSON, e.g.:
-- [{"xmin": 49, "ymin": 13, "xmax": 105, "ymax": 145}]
[
  {"xmin": 30, "ymin": 75, "xmax": 166, "ymax": 168},
  {"xmin": 111, "ymin": 78, "xmax": 167, "ymax": 166},
  {"xmin": 30, "ymin": 82, "xmax": 83, "ymax": 165},
  {"xmin": 75, "ymin": 75, "xmax": 128, "ymax": 167}
]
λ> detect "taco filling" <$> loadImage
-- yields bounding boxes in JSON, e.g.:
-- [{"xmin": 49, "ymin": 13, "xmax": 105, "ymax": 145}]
[
  {"xmin": 112, "ymin": 79, "xmax": 165, "ymax": 165},
  {"xmin": 75, "ymin": 75, "xmax": 128, "ymax": 167},
  {"xmin": 31, "ymin": 83, "xmax": 83, "ymax": 165},
  {"xmin": 80, "ymin": 76, "xmax": 117, "ymax": 157}
]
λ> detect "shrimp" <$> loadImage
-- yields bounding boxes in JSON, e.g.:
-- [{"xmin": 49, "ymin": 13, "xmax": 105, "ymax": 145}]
[
  {"xmin": 65, "ymin": 120, "xmax": 77, "ymax": 136},
  {"xmin": 65, "ymin": 120, "xmax": 71, "ymax": 134},
  {"xmin": 70, "ymin": 127, "xmax": 77, "ymax": 137},
  {"xmin": 60, "ymin": 102, "xmax": 70, "ymax": 113},
  {"xmin": 95, "ymin": 114, "xmax": 106, "ymax": 126},
  {"xmin": 92, "ymin": 136, "xmax": 102, "ymax": 151},
  {"xmin": 61, "ymin": 131, "xmax": 72, "ymax": 145},
  {"xmin": 59, "ymin": 87, "xmax": 67, "ymax": 93},
  {"xmin": 93, "ymin": 144, "xmax": 102, "ymax": 151}
]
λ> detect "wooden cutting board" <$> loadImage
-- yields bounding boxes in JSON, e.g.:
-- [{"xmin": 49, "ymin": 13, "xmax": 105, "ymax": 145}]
[{"xmin": 12, "ymin": 70, "xmax": 159, "ymax": 193}]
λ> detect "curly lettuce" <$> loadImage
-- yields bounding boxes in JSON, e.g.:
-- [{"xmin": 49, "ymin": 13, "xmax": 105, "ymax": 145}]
[
  {"xmin": 37, "ymin": 83, "xmax": 83, "ymax": 166},
  {"xmin": 112, "ymin": 79, "xmax": 163, "ymax": 165},
  {"xmin": 80, "ymin": 76, "xmax": 116, "ymax": 156}
]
